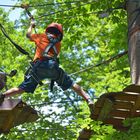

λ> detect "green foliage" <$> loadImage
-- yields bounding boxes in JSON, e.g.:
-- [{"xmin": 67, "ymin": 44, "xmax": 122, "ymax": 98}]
[{"xmin": 0, "ymin": 0, "xmax": 137, "ymax": 139}]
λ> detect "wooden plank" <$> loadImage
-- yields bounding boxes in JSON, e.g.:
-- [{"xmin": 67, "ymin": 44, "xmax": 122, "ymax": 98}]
[
  {"xmin": 91, "ymin": 115, "xmax": 98, "ymax": 120},
  {"xmin": 99, "ymin": 92, "xmax": 138, "ymax": 102},
  {"xmin": 113, "ymin": 101, "xmax": 134, "ymax": 110},
  {"xmin": 123, "ymin": 84, "xmax": 140, "ymax": 93},
  {"xmin": 93, "ymin": 107, "xmax": 101, "ymax": 115},
  {"xmin": 14, "ymin": 106, "xmax": 33, "ymax": 125},
  {"xmin": 130, "ymin": 97, "xmax": 140, "ymax": 116},
  {"xmin": 0, "ymin": 99, "xmax": 22, "ymax": 110},
  {"xmin": 110, "ymin": 110, "xmax": 130, "ymax": 118},
  {"xmin": 104, "ymin": 118, "xmax": 130, "ymax": 131},
  {"xmin": 103, "ymin": 118, "xmax": 124, "ymax": 126},
  {"xmin": 15, "ymin": 105, "xmax": 38, "ymax": 125},
  {"xmin": 0, "ymin": 113, "xmax": 7, "ymax": 127},
  {"xmin": 114, "ymin": 94, "xmax": 138, "ymax": 102},
  {"xmin": 114, "ymin": 126, "xmax": 129, "ymax": 131},
  {"xmin": 0, "ymin": 99, "xmax": 38, "ymax": 133},
  {"xmin": 2, "ymin": 111, "xmax": 14, "ymax": 132},
  {"xmin": 0, "ymin": 113, "xmax": 11, "ymax": 132},
  {"xmin": 94, "ymin": 98, "xmax": 106, "ymax": 107},
  {"xmin": 133, "ymin": 111, "xmax": 140, "ymax": 117},
  {"xmin": 12, "ymin": 107, "xmax": 24, "ymax": 126},
  {"xmin": 78, "ymin": 129, "xmax": 92, "ymax": 140},
  {"xmin": 97, "ymin": 98, "xmax": 113, "ymax": 121},
  {"xmin": 25, "ymin": 110, "xmax": 39, "ymax": 123},
  {"xmin": 132, "ymin": 96, "xmax": 140, "ymax": 110}
]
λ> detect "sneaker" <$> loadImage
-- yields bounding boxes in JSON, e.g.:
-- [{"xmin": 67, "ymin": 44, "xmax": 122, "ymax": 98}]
[
  {"xmin": 87, "ymin": 98, "xmax": 94, "ymax": 114},
  {"xmin": 0, "ymin": 94, "xmax": 5, "ymax": 105}
]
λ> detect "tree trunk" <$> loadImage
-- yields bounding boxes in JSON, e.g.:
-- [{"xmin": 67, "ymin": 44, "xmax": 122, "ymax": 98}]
[{"xmin": 126, "ymin": 0, "xmax": 140, "ymax": 84}]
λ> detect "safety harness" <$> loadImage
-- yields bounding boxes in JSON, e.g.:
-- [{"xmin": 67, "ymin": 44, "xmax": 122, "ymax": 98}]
[
  {"xmin": 43, "ymin": 33, "xmax": 62, "ymax": 91},
  {"xmin": 43, "ymin": 33, "xmax": 61, "ymax": 58},
  {"xmin": 0, "ymin": 23, "xmax": 63, "ymax": 91}
]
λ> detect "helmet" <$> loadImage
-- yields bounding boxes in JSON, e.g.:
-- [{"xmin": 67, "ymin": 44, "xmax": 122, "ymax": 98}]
[
  {"xmin": 46, "ymin": 23, "xmax": 63, "ymax": 34},
  {"xmin": 45, "ymin": 23, "xmax": 63, "ymax": 41}
]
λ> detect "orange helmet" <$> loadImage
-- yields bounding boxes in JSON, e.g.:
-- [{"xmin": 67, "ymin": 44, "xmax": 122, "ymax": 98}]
[{"xmin": 45, "ymin": 23, "xmax": 63, "ymax": 41}]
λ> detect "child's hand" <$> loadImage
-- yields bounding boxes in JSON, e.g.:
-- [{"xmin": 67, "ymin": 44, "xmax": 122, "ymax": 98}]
[{"xmin": 30, "ymin": 19, "xmax": 36, "ymax": 28}]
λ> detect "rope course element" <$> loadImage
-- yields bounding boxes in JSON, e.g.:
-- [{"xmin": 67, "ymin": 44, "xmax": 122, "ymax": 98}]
[
  {"xmin": 13, "ymin": 5, "xmax": 124, "ymax": 29},
  {"xmin": 69, "ymin": 50, "xmax": 128, "ymax": 76},
  {"xmin": 0, "ymin": 99, "xmax": 39, "ymax": 133},
  {"xmin": 30, "ymin": 97, "xmax": 98, "ymax": 107},
  {"xmin": 36, "ymin": 1, "xmax": 95, "ymax": 19},
  {"xmin": 78, "ymin": 87, "xmax": 140, "ymax": 139},
  {"xmin": 0, "ymin": 0, "xmax": 93, "ymax": 8},
  {"xmin": 0, "ymin": 1, "xmax": 124, "ymax": 20},
  {"xmin": 37, "ymin": 5, "xmax": 124, "ymax": 19},
  {"xmin": 30, "ymin": 99, "xmax": 84, "ymax": 107}
]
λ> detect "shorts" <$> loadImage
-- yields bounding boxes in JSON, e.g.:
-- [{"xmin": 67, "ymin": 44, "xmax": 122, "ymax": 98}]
[{"xmin": 18, "ymin": 59, "xmax": 73, "ymax": 93}]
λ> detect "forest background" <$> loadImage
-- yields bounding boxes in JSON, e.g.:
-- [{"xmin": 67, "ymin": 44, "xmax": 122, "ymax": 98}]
[{"xmin": 0, "ymin": 0, "xmax": 139, "ymax": 139}]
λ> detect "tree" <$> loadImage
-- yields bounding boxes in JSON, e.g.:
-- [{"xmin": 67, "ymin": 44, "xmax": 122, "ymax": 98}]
[
  {"xmin": 126, "ymin": 0, "xmax": 140, "ymax": 84},
  {"xmin": 0, "ymin": 0, "xmax": 138, "ymax": 139}
]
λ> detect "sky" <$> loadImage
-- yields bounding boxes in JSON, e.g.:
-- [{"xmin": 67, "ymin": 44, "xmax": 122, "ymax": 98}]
[{"xmin": 0, "ymin": 0, "xmax": 21, "ymax": 21}]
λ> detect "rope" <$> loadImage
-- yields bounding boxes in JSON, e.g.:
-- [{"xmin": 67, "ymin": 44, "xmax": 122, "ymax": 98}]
[
  {"xmin": 36, "ymin": 1, "xmax": 98, "ymax": 19},
  {"xmin": 29, "ymin": 98, "xmax": 98, "ymax": 108},
  {"xmin": 0, "ymin": 4, "xmax": 21, "ymax": 8},
  {"xmin": 0, "ymin": 0, "xmax": 95, "ymax": 8},
  {"xmin": 69, "ymin": 50, "xmax": 128, "ymax": 76},
  {"xmin": 0, "ymin": 23, "xmax": 30, "ymax": 57},
  {"xmin": 36, "ymin": 5, "xmax": 123, "ymax": 19},
  {"xmin": 13, "ymin": 5, "xmax": 124, "ymax": 29}
]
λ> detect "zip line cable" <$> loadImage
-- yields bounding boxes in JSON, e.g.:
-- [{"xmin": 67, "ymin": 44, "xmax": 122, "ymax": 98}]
[
  {"xmin": 30, "ymin": 97, "xmax": 98, "ymax": 107},
  {"xmin": 0, "ymin": 0, "xmax": 124, "ymax": 23},
  {"xmin": 13, "ymin": 5, "xmax": 124, "ymax": 29},
  {"xmin": 0, "ymin": 1, "xmax": 99, "ymax": 20},
  {"xmin": 36, "ymin": 1, "xmax": 95, "ymax": 19},
  {"xmin": 69, "ymin": 50, "xmax": 128, "ymax": 76},
  {"xmin": 36, "ymin": 5, "xmax": 123, "ymax": 21},
  {"xmin": 20, "ymin": 0, "xmax": 95, "ymax": 22},
  {"xmin": 0, "ymin": 0, "xmax": 96, "ymax": 8},
  {"xmin": 30, "ymin": 99, "xmax": 84, "ymax": 107},
  {"xmin": 0, "ymin": 4, "xmax": 21, "ymax": 8}
]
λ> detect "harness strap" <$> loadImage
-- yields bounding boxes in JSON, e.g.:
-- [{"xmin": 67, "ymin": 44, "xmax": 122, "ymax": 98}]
[
  {"xmin": 43, "ymin": 33, "xmax": 61, "ymax": 91},
  {"xmin": 43, "ymin": 33, "xmax": 61, "ymax": 58}
]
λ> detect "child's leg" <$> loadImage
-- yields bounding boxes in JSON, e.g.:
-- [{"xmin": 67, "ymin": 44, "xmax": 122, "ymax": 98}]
[
  {"xmin": 3, "ymin": 87, "xmax": 24, "ymax": 97},
  {"xmin": 71, "ymin": 83, "xmax": 91, "ymax": 101}
]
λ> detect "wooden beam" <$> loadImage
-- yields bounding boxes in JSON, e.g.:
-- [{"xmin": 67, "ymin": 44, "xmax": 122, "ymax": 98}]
[{"xmin": 97, "ymin": 98, "xmax": 113, "ymax": 121}]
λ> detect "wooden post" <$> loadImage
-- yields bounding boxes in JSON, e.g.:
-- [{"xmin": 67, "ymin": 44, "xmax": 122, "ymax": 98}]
[{"xmin": 126, "ymin": 0, "xmax": 140, "ymax": 84}]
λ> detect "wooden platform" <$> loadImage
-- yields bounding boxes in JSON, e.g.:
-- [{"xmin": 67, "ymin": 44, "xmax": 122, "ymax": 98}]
[
  {"xmin": 91, "ymin": 91, "xmax": 140, "ymax": 130},
  {"xmin": 0, "ymin": 99, "xmax": 39, "ymax": 133},
  {"xmin": 78, "ymin": 85, "xmax": 140, "ymax": 139},
  {"xmin": 123, "ymin": 84, "xmax": 140, "ymax": 93}
]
